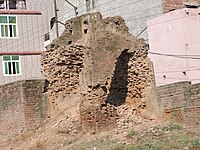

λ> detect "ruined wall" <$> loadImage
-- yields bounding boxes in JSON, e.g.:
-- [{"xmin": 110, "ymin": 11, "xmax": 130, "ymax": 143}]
[
  {"xmin": 163, "ymin": 0, "xmax": 200, "ymax": 12},
  {"xmin": 157, "ymin": 81, "xmax": 200, "ymax": 132},
  {"xmin": 0, "ymin": 79, "xmax": 47, "ymax": 142},
  {"xmin": 42, "ymin": 12, "xmax": 159, "ymax": 132}
]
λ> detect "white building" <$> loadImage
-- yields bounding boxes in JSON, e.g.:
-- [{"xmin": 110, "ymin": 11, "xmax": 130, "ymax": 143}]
[
  {"xmin": 0, "ymin": 0, "xmax": 54, "ymax": 85},
  {"xmin": 51, "ymin": 0, "xmax": 163, "ymax": 40}
]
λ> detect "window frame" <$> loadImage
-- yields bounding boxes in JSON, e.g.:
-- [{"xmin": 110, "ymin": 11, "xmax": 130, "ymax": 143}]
[
  {"xmin": 0, "ymin": 0, "xmax": 26, "ymax": 10},
  {"xmin": 86, "ymin": 0, "xmax": 90, "ymax": 12},
  {"xmin": 92, "ymin": 0, "xmax": 95, "ymax": 9},
  {"xmin": 0, "ymin": 15, "xmax": 18, "ymax": 38},
  {"xmin": 2, "ymin": 55, "xmax": 21, "ymax": 76},
  {"xmin": 86, "ymin": 0, "xmax": 96, "ymax": 12}
]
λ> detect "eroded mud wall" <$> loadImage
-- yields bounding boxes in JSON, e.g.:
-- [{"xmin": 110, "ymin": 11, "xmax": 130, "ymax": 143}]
[{"xmin": 42, "ymin": 12, "xmax": 159, "ymax": 132}]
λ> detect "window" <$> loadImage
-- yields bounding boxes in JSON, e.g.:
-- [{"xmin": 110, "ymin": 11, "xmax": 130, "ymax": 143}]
[
  {"xmin": 92, "ymin": 0, "xmax": 95, "ymax": 9},
  {"xmin": 86, "ymin": 0, "xmax": 90, "ymax": 12},
  {"xmin": 86, "ymin": 0, "xmax": 96, "ymax": 12},
  {"xmin": 2, "ymin": 55, "xmax": 21, "ymax": 76},
  {"xmin": 44, "ymin": 32, "xmax": 51, "ymax": 47},
  {"xmin": 0, "ymin": 0, "xmax": 26, "ymax": 10},
  {"xmin": 0, "ymin": 16, "xmax": 17, "ymax": 38},
  {"xmin": 44, "ymin": 32, "xmax": 50, "ymax": 41}
]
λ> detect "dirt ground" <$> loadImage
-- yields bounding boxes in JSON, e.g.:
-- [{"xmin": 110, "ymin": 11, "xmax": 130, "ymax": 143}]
[{"xmin": 0, "ymin": 96, "xmax": 199, "ymax": 150}]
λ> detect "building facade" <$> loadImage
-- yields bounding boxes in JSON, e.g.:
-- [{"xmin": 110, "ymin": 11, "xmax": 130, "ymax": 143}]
[
  {"xmin": 0, "ymin": 0, "xmax": 54, "ymax": 85},
  {"xmin": 51, "ymin": 0, "xmax": 198, "ymax": 41},
  {"xmin": 51, "ymin": 0, "xmax": 164, "ymax": 40},
  {"xmin": 148, "ymin": 8, "xmax": 200, "ymax": 86},
  {"xmin": 51, "ymin": 0, "xmax": 200, "ymax": 86},
  {"xmin": 1, "ymin": 0, "xmax": 197, "ymax": 86}
]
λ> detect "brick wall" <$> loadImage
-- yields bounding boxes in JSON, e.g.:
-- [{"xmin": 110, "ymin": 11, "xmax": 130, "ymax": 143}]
[
  {"xmin": 42, "ymin": 12, "xmax": 159, "ymax": 133},
  {"xmin": 163, "ymin": 0, "xmax": 200, "ymax": 13},
  {"xmin": 157, "ymin": 81, "xmax": 200, "ymax": 132},
  {"xmin": 0, "ymin": 79, "xmax": 47, "ymax": 142}
]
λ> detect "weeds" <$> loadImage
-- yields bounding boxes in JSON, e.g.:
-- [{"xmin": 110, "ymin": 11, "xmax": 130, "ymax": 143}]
[
  {"xmin": 154, "ymin": 122, "xmax": 182, "ymax": 132},
  {"xmin": 126, "ymin": 129, "xmax": 137, "ymax": 139},
  {"xmin": 76, "ymin": 124, "xmax": 83, "ymax": 132},
  {"xmin": 191, "ymin": 139, "xmax": 200, "ymax": 149}
]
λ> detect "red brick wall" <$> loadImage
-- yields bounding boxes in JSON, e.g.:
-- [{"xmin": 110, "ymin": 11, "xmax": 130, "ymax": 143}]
[
  {"xmin": 0, "ymin": 80, "xmax": 47, "ymax": 142},
  {"xmin": 157, "ymin": 81, "xmax": 200, "ymax": 132},
  {"xmin": 163, "ymin": 0, "xmax": 200, "ymax": 13}
]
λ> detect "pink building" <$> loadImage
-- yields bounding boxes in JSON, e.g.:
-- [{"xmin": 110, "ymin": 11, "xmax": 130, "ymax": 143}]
[{"xmin": 148, "ymin": 8, "xmax": 200, "ymax": 86}]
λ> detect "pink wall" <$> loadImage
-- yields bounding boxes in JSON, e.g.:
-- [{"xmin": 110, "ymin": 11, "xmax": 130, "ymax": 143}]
[{"xmin": 148, "ymin": 8, "xmax": 200, "ymax": 86}]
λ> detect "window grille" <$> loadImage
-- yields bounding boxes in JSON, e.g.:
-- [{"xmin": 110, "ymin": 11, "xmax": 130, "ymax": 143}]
[
  {"xmin": 0, "ymin": 0, "xmax": 26, "ymax": 10},
  {"xmin": 0, "ymin": 15, "xmax": 17, "ymax": 38},
  {"xmin": 2, "ymin": 55, "xmax": 21, "ymax": 76}
]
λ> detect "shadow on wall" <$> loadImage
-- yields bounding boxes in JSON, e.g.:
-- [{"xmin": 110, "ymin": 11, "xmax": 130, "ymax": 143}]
[{"xmin": 106, "ymin": 49, "xmax": 132, "ymax": 106}]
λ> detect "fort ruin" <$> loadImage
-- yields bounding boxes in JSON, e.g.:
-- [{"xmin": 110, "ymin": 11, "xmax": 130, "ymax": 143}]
[{"xmin": 42, "ymin": 12, "xmax": 159, "ymax": 132}]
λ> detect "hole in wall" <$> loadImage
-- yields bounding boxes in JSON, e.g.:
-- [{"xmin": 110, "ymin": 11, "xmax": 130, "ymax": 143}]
[
  {"xmin": 69, "ymin": 29, "xmax": 73, "ymax": 34},
  {"xmin": 68, "ymin": 41, "xmax": 72, "ymax": 45},
  {"xmin": 84, "ymin": 20, "xmax": 88, "ymax": 24},
  {"xmin": 84, "ymin": 29, "xmax": 88, "ymax": 34}
]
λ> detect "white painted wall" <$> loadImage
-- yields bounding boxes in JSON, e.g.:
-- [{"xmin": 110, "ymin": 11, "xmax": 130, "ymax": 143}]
[
  {"xmin": 51, "ymin": 0, "xmax": 163, "ymax": 40},
  {"xmin": 0, "ymin": 0, "xmax": 54, "ymax": 85}
]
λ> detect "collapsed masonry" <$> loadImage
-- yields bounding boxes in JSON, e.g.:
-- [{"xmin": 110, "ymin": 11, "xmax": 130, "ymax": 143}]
[{"xmin": 42, "ymin": 12, "xmax": 160, "ymax": 132}]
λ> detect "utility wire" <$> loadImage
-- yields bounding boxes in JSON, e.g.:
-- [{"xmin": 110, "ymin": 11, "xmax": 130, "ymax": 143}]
[
  {"xmin": 3, "ymin": 0, "xmax": 200, "ymax": 54},
  {"xmin": 2, "ymin": 2, "xmax": 162, "ymax": 50},
  {"xmin": 155, "ymin": 65, "xmax": 200, "ymax": 71},
  {"xmin": 149, "ymin": 51, "xmax": 200, "ymax": 59},
  {"xmin": 156, "ymin": 76, "xmax": 200, "ymax": 81},
  {"xmin": 155, "ymin": 67, "xmax": 200, "ymax": 73}
]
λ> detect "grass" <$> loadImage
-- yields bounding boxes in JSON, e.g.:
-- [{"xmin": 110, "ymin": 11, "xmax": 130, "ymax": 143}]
[
  {"xmin": 69, "ymin": 138, "xmax": 123, "ymax": 150},
  {"xmin": 67, "ymin": 122, "xmax": 199, "ymax": 150},
  {"xmin": 126, "ymin": 129, "xmax": 138, "ymax": 139},
  {"xmin": 127, "ymin": 134, "xmax": 200, "ymax": 150},
  {"xmin": 163, "ymin": 122, "xmax": 182, "ymax": 131},
  {"xmin": 153, "ymin": 122, "xmax": 182, "ymax": 132},
  {"xmin": 66, "ymin": 133, "xmax": 200, "ymax": 150},
  {"xmin": 191, "ymin": 139, "xmax": 200, "ymax": 149}
]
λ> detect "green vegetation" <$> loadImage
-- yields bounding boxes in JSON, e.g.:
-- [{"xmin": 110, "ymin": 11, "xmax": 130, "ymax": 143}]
[
  {"xmin": 154, "ymin": 122, "xmax": 182, "ymax": 132},
  {"xmin": 126, "ymin": 129, "xmax": 138, "ymax": 139},
  {"xmin": 69, "ymin": 134, "xmax": 200, "ymax": 150},
  {"xmin": 68, "ymin": 122, "xmax": 199, "ymax": 150},
  {"xmin": 69, "ymin": 138, "xmax": 122, "ymax": 150}
]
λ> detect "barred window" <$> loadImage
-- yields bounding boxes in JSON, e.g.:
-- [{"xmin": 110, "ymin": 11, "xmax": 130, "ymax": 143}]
[
  {"xmin": 0, "ymin": 16, "xmax": 17, "ymax": 38},
  {"xmin": 86, "ymin": 0, "xmax": 96, "ymax": 12},
  {"xmin": 2, "ymin": 55, "xmax": 21, "ymax": 76},
  {"xmin": 0, "ymin": 0, "xmax": 26, "ymax": 10}
]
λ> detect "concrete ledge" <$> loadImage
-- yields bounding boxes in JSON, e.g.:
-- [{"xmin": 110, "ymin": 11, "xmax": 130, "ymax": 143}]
[
  {"xmin": 0, "ymin": 51, "xmax": 43, "ymax": 55},
  {"xmin": 0, "ymin": 10, "xmax": 41, "ymax": 15}
]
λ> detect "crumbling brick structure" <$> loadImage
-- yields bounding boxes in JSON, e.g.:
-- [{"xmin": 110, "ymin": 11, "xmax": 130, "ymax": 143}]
[{"xmin": 42, "ymin": 12, "xmax": 159, "ymax": 132}]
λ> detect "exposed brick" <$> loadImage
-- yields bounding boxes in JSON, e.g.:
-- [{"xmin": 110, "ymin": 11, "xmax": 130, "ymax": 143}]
[
  {"xmin": 0, "ymin": 79, "xmax": 47, "ymax": 142},
  {"xmin": 157, "ymin": 81, "xmax": 200, "ymax": 132},
  {"xmin": 163, "ymin": 0, "xmax": 200, "ymax": 13},
  {"xmin": 42, "ymin": 12, "xmax": 158, "ymax": 132}
]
